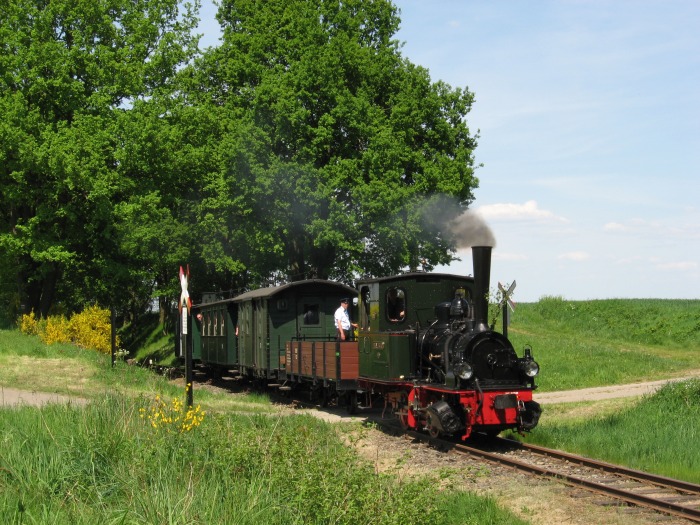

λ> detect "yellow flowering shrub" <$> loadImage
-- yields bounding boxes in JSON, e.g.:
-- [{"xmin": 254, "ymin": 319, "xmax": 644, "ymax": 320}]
[
  {"xmin": 139, "ymin": 386, "xmax": 206, "ymax": 434},
  {"xmin": 19, "ymin": 311, "xmax": 40, "ymax": 335},
  {"xmin": 40, "ymin": 315, "xmax": 71, "ymax": 345},
  {"xmin": 68, "ymin": 305, "xmax": 115, "ymax": 354},
  {"xmin": 18, "ymin": 305, "xmax": 119, "ymax": 354}
]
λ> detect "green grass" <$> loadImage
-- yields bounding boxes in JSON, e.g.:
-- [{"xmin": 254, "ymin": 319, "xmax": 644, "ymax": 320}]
[
  {"xmin": 524, "ymin": 379, "xmax": 700, "ymax": 483},
  {"xmin": 0, "ymin": 331, "xmax": 526, "ymax": 525},
  {"xmin": 0, "ymin": 329, "xmax": 276, "ymax": 414},
  {"xmin": 4, "ymin": 295, "xmax": 700, "ymax": 519},
  {"xmin": 507, "ymin": 297, "xmax": 700, "ymax": 391},
  {"xmin": 119, "ymin": 312, "xmax": 178, "ymax": 366},
  {"xmin": 0, "ymin": 400, "xmax": 523, "ymax": 525}
]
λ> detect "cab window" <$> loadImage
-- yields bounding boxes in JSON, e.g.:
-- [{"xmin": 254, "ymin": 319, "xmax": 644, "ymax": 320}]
[
  {"xmin": 360, "ymin": 286, "xmax": 370, "ymax": 329},
  {"xmin": 386, "ymin": 287, "xmax": 406, "ymax": 322}
]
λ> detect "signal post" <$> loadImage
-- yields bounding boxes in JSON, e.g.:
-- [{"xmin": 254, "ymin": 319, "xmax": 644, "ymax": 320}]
[{"xmin": 179, "ymin": 265, "xmax": 193, "ymax": 407}]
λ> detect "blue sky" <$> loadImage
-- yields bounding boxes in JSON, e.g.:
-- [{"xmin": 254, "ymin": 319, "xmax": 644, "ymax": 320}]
[{"xmin": 196, "ymin": 1, "xmax": 699, "ymax": 302}]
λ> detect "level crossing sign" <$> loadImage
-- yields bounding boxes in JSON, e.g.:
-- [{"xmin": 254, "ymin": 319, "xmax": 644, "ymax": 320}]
[{"xmin": 498, "ymin": 281, "xmax": 516, "ymax": 312}]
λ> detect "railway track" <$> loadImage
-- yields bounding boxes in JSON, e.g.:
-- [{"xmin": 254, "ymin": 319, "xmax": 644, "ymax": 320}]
[
  {"xmin": 373, "ymin": 418, "xmax": 700, "ymax": 523},
  {"xmin": 197, "ymin": 376, "xmax": 700, "ymax": 523}
]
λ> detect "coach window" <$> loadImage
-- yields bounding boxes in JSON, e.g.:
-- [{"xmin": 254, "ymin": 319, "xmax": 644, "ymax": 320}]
[
  {"xmin": 303, "ymin": 304, "xmax": 319, "ymax": 325},
  {"xmin": 386, "ymin": 287, "xmax": 406, "ymax": 323}
]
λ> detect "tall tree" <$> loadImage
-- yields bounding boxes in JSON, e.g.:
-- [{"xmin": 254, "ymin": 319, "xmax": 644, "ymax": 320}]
[
  {"xmin": 195, "ymin": 0, "xmax": 479, "ymax": 283},
  {"xmin": 0, "ymin": 0, "xmax": 199, "ymax": 317}
]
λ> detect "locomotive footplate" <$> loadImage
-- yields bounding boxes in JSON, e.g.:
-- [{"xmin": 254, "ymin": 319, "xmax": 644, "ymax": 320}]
[{"xmin": 493, "ymin": 393, "xmax": 518, "ymax": 410}]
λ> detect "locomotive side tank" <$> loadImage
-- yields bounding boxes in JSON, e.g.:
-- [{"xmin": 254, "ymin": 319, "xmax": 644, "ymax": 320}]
[{"xmin": 356, "ymin": 246, "xmax": 541, "ymax": 439}]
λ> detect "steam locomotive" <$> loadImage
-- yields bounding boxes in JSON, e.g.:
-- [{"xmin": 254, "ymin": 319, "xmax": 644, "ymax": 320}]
[{"xmin": 177, "ymin": 246, "xmax": 541, "ymax": 440}]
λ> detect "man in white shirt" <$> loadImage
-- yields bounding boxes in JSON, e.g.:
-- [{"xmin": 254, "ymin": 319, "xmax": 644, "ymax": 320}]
[{"xmin": 334, "ymin": 298, "xmax": 357, "ymax": 341}]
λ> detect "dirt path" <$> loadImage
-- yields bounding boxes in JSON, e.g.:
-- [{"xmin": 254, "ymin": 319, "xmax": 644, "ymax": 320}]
[
  {"xmin": 0, "ymin": 386, "xmax": 88, "ymax": 407},
  {"xmin": 534, "ymin": 370, "xmax": 700, "ymax": 405},
  {"xmin": 3, "ymin": 371, "xmax": 700, "ymax": 409}
]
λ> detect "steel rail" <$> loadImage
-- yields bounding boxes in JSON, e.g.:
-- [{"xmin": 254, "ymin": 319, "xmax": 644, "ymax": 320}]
[
  {"xmin": 376, "ymin": 420, "xmax": 700, "ymax": 523},
  {"xmin": 452, "ymin": 440, "xmax": 700, "ymax": 524},
  {"xmin": 497, "ymin": 437, "xmax": 700, "ymax": 496}
]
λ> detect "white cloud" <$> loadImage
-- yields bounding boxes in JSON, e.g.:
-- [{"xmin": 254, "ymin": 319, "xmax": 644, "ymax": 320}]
[
  {"xmin": 493, "ymin": 251, "xmax": 528, "ymax": 262},
  {"xmin": 603, "ymin": 222, "xmax": 629, "ymax": 232},
  {"xmin": 476, "ymin": 200, "xmax": 568, "ymax": 223},
  {"xmin": 603, "ymin": 218, "xmax": 700, "ymax": 240},
  {"xmin": 558, "ymin": 251, "xmax": 590, "ymax": 261},
  {"xmin": 656, "ymin": 261, "xmax": 698, "ymax": 271},
  {"xmin": 614, "ymin": 255, "xmax": 645, "ymax": 265}
]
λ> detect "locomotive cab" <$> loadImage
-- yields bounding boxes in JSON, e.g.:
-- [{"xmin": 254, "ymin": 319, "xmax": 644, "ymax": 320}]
[{"xmin": 356, "ymin": 274, "xmax": 477, "ymax": 381}]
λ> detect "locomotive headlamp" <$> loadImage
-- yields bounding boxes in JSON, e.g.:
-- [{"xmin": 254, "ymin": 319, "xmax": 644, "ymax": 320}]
[
  {"xmin": 519, "ymin": 345, "xmax": 539, "ymax": 378},
  {"xmin": 454, "ymin": 362, "xmax": 473, "ymax": 380},
  {"xmin": 520, "ymin": 358, "xmax": 540, "ymax": 378}
]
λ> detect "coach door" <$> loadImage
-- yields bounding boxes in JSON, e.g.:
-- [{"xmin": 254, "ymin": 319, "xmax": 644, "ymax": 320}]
[
  {"xmin": 253, "ymin": 299, "xmax": 268, "ymax": 372},
  {"xmin": 238, "ymin": 302, "xmax": 254, "ymax": 371}
]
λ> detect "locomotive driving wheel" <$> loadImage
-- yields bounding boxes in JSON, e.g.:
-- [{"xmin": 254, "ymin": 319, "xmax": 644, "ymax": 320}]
[{"xmin": 426, "ymin": 414, "xmax": 441, "ymax": 438}]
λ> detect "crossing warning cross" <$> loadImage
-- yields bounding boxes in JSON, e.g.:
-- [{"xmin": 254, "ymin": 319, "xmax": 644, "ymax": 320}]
[
  {"xmin": 179, "ymin": 265, "xmax": 192, "ymax": 313},
  {"xmin": 498, "ymin": 281, "xmax": 517, "ymax": 312}
]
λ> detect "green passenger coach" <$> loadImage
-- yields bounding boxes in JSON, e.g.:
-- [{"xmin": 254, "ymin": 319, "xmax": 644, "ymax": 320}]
[{"xmin": 188, "ymin": 280, "xmax": 355, "ymax": 380}]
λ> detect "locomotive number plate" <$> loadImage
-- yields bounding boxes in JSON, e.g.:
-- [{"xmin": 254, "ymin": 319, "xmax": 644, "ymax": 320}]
[
  {"xmin": 372, "ymin": 342, "xmax": 385, "ymax": 350},
  {"xmin": 493, "ymin": 394, "xmax": 518, "ymax": 410}
]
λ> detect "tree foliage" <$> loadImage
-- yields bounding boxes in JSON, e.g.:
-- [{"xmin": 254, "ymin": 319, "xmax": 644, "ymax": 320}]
[
  {"xmin": 0, "ymin": 0, "xmax": 481, "ymax": 325},
  {"xmin": 0, "ymin": 0, "xmax": 199, "ymax": 318},
  {"xmin": 196, "ymin": 0, "xmax": 479, "ymax": 282}
]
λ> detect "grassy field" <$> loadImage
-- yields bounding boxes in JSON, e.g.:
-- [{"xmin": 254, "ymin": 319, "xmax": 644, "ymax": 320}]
[
  {"xmin": 500, "ymin": 297, "xmax": 700, "ymax": 483},
  {"xmin": 0, "ymin": 330, "xmax": 524, "ymax": 525},
  {"xmin": 2, "ymin": 297, "xmax": 700, "ymax": 522},
  {"xmin": 507, "ymin": 297, "xmax": 700, "ymax": 391}
]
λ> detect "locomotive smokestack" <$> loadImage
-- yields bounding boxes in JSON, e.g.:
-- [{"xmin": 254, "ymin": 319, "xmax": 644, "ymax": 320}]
[{"xmin": 472, "ymin": 246, "xmax": 492, "ymax": 332}]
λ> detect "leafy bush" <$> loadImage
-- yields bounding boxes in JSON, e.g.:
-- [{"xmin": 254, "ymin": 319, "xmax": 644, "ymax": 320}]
[
  {"xmin": 68, "ymin": 305, "xmax": 115, "ymax": 353},
  {"xmin": 18, "ymin": 305, "xmax": 119, "ymax": 354},
  {"xmin": 18, "ymin": 311, "xmax": 40, "ymax": 335},
  {"xmin": 41, "ymin": 315, "xmax": 72, "ymax": 345}
]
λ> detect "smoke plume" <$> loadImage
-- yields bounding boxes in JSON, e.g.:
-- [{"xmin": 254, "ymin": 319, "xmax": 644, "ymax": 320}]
[{"xmin": 448, "ymin": 209, "xmax": 496, "ymax": 249}]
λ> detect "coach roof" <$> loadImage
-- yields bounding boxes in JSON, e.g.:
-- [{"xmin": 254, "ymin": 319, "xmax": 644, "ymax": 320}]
[{"xmin": 233, "ymin": 279, "xmax": 355, "ymax": 302}]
